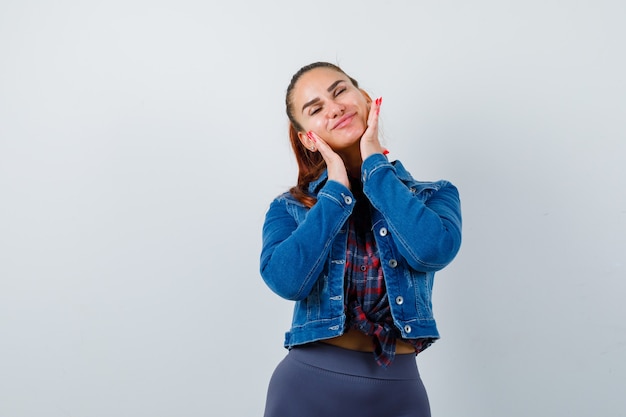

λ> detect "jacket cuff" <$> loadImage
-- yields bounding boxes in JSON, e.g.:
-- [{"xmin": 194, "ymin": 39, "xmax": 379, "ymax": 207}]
[
  {"xmin": 361, "ymin": 153, "xmax": 391, "ymax": 183},
  {"xmin": 318, "ymin": 179, "xmax": 355, "ymax": 209}
]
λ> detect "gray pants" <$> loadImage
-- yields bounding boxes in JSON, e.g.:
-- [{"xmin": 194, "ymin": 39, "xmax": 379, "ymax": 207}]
[{"xmin": 263, "ymin": 343, "xmax": 431, "ymax": 417}]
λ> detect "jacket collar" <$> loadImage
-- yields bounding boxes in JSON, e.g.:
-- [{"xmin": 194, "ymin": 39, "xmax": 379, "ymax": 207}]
[
  {"xmin": 307, "ymin": 170, "xmax": 329, "ymax": 194},
  {"xmin": 307, "ymin": 159, "xmax": 410, "ymax": 195},
  {"xmin": 391, "ymin": 159, "xmax": 413, "ymax": 182}
]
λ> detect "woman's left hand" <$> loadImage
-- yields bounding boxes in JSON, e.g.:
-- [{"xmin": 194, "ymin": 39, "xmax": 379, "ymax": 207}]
[{"xmin": 360, "ymin": 97, "xmax": 385, "ymax": 160}]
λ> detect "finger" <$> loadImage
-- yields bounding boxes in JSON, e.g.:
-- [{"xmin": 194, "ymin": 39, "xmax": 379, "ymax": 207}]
[
  {"xmin": 306, "ymin": 131, "xmax": 334, "ymax": 159},
  {"xmin": 366, "ymin": 96, "xmax": 382, "ymax": 128}
]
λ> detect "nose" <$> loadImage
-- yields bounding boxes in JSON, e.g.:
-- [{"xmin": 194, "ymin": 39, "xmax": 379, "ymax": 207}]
[{"xmin": 327, "ymin": 102, "xmax": 344, "ymax": 118}]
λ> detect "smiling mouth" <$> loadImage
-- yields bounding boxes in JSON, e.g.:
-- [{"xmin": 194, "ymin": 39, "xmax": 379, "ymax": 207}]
[{"xmin": 332, "ymin": 113, "xmax": 355, "ymax": 130}]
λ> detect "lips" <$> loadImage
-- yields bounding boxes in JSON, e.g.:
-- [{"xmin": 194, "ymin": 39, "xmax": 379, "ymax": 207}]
[{"xmin": 331, "ymin": 112, "xmax": 355, "ymax": 130}]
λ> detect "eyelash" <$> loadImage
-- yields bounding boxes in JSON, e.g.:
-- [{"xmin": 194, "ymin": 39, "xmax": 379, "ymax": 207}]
[{"xmin": 310, "ymin": 87, "xmax": 347, "ymax": 116}]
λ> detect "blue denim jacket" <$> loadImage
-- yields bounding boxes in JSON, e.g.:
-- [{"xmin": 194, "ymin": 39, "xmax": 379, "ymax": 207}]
[{"xmin": 260, "ymin": 153, "xmax": 462, "ymax": 349}]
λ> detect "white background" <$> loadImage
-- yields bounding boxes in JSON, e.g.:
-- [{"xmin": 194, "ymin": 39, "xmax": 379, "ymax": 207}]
[{"xmin": 1, "ymin": 1, "xmax": 625, "ymax": 416}]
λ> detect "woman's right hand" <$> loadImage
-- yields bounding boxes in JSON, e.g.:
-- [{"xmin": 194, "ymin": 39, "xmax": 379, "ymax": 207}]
[{"xmin": 307, "ymin": 131, "xmax": 350, "ymax": 190}]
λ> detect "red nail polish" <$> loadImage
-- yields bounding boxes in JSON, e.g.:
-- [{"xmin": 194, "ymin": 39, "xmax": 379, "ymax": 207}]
[{"xmin": 383, "ymin": 149, "xmax": 389, "ymax": 155}]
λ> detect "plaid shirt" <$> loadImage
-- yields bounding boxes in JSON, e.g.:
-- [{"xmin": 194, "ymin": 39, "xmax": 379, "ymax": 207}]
[{"xmin": 344, "ymin": 182, "xmax": 427, "ymax": 367}]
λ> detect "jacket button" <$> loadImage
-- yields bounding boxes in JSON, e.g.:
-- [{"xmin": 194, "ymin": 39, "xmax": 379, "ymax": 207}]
[
  {"xmin": 379, "ymin": 227, "xmax": 388, "ymax": 236},
  {"xmin": 395, "ymin": 296, "xmax": 404, "ymax": 305},
  {"xmin": 388, "ymin": 259, "xmax": 398, "ymax": 268},
  {"xmin": 404, "ymin": 325, "xmax": 412, "ymax": 333},
  {"xmin": 343, "ymin": 195, "xmax": 353, "ymax": 205}
]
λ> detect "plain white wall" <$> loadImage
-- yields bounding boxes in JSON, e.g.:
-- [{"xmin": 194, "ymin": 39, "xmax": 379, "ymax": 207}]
[{"xmin": 1, "ymin": 1, "xmax": 624, "ymax": 416}]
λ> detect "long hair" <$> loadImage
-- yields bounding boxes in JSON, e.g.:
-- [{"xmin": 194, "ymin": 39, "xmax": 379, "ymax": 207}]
[{"xmin": 285, "ymin": 62, "xmax": 365, "ymax": 208}]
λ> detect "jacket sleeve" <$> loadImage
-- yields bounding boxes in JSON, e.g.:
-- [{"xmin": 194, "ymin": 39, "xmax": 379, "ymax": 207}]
[
  {"xmin": 362, "ymin": 154, "xmax": 462, "ymax": 272},
  {"xmin": 260, "ymin": 180, "xmax": 354, "ymax": 301}
]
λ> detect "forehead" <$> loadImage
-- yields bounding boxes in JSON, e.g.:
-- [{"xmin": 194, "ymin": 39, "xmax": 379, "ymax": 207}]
[{"xmin": 292, "ymin": 67, "xmax": 350, "ymax": 101}]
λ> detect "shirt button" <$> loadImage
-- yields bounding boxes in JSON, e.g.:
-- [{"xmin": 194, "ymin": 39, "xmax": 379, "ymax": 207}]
[
  {"xmin": 360, "ymin": 265, "xmax": 367, "ymax": 272},
  {"xmin": 343, "ymin": 195, "xmax": 353, "ymax": 205},
  {"xmin": 388, "ymin": 259, "xmax": 398, "ymax": 268},
  {"xmin": 395, "ymin": 296, "xmax": 404, "ymax": 305},
  {"xmin": 404, "ymin": 325, "xmax": 412, "ymax": 333},
  {"xmin": 379, "ymin": 227, "xmax": 388, "ymax": 237}
]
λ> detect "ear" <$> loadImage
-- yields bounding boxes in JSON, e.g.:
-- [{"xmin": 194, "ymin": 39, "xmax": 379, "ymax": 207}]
[{"xmin": 297, "ymin": 130, "xmax": 315, "ymax": 151}]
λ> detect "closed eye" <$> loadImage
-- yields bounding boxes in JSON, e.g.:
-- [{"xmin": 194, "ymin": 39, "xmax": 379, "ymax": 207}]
[{"xmin": 334, "ymin": 87, "xmax": 346, "ymax": 97}]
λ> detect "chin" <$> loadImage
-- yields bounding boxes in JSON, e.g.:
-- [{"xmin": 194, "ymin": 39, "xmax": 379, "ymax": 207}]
[{"xmin": 332, "ymin": 138, "xmax": 362, "ymax": 153}]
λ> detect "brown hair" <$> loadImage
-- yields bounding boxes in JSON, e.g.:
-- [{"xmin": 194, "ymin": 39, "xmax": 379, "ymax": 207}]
[{"xmin": 285, "ymin": 62, "xmax": 365, "ymax": 208}]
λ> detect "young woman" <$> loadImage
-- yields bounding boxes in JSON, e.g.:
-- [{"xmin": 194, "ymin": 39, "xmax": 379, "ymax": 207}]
[{"xmin": 260, "ymin": 62, "xmax": 462, "ymax": 417}]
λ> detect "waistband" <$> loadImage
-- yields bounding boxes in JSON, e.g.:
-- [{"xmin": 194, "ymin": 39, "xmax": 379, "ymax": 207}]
[{"xmin": 288, "ymin": 342, "xmax": 420, "ymax": 380}]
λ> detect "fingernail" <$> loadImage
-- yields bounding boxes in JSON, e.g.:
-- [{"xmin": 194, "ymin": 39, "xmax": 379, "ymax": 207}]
[
  {"xmin": 306, "ymin": 131, "xmax": 315, "ymax": 142},
  {"xmin": 383, "ymin": 149, "xmax": 390, "ymax": 155}
]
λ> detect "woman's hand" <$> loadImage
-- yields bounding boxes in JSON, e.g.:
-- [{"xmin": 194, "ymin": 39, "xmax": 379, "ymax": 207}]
[
  {"xmin": 360, "ymin": 97, "xmax": 385, "ymax": 160},
  {"xmin": 307, "ymin": 131, "xmax": 350, "ymax": 189}
]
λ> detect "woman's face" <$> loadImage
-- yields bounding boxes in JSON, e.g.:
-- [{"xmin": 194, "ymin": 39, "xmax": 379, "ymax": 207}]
[{"xmin": 291, "ymin": 67, "xmax": 370, "ymax": 152}]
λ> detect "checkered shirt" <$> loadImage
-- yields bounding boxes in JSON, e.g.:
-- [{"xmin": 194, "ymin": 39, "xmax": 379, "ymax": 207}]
[{"xmin": 344, "ymin": 183, "xmax": 427, "ymax": 367}]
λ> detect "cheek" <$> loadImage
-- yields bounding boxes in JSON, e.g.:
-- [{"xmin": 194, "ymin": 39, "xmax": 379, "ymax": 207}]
[
  {"xmin": 362, "ymin": 97, "xmax": 372, "ymax": 114},
  {"xmin": 305, "ymin": 118, "xmax": 326, "ymax": 133}
]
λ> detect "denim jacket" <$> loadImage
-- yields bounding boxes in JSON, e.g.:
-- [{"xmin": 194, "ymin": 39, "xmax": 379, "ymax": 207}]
[{"xmin": 260, "ymin": 153, "xmax": 462, "ymax": 349}]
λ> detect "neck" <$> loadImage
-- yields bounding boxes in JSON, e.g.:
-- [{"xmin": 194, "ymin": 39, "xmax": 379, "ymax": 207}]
[{"xmin": 339, "ymin": 143, "xmax": 362, "ymax": 179}]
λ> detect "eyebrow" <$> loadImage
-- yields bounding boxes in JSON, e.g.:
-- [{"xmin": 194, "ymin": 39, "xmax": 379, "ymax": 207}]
[{"xmin": 301, "ymin": 79, "xmax": 345, "ymax": 113}]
